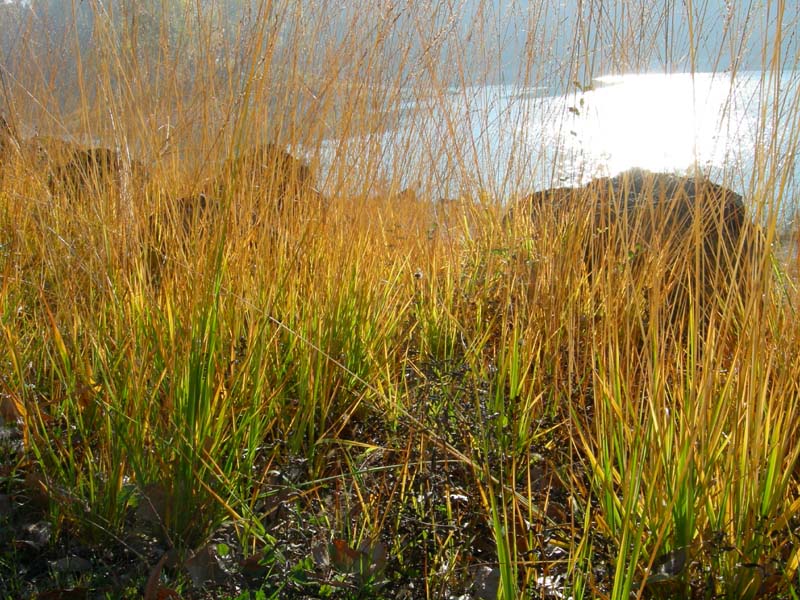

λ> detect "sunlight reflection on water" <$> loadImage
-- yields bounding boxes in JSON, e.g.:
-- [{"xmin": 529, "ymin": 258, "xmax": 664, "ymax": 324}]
[
  {"xmin": 568, "ymin": 74, "xmax": 733, "ymax": 174},
  {"xmin": 320, "ymin": 70, "xmax": 798, "ymax": 224},
  {"xmin": 542, "ymin": 72, "xmax": 768, "ymax": 189}
]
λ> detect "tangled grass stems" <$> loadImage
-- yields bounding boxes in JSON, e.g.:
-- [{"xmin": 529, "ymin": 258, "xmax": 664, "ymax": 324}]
[{"xmin": 1, "ymin": 1, "xmax": 800, "ymax": 598}]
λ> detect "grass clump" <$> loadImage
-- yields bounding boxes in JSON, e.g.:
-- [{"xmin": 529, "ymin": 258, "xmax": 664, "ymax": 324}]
[{"xmin": 1, "ymin": 1, "xmax": 800, "ymax": 598}]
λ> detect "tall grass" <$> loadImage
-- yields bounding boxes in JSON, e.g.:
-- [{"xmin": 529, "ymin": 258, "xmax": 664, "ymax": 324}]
[{"xmin": 1, "ymin": 0, "xmax": 800, "ymax": 598}]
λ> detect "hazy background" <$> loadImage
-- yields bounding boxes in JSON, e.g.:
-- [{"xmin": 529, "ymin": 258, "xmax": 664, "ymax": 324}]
[
  {"xmin": 2, "ymin": 1, "xmax": 797, "ymax": 99},
  {"xmin": 1, "ymin": 1, "xmax": 798, "ymax": 202}
]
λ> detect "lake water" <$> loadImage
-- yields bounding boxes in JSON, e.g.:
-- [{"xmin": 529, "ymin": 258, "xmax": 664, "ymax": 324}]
[{"xmin": 321, "ymin": 70, "xmax": 799, "ymax": 227}]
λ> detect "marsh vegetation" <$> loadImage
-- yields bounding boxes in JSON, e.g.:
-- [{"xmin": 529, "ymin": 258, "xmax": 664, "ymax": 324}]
[{"xmin": 1, "ymin": 1, "xmax": 799, "ymax": 598}]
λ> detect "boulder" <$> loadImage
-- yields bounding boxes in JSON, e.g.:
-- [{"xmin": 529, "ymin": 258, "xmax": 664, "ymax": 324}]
[
  {"xmin": 529, "ymin": 168, "xmax": 746, "ymax": 255},
  {"xmin": 1, "ymin": 122, "xmax": 147, "ymax": 199},
  {"xmin": 517, "ymin": 168, "xmax": 759, "ymax": 330},
  {"xmin": 146, "ymin": 193, "xmax": 219, "ymax": 285},
  {"xmin": 49, "ymin": 146, "xmax": 120, "ymax": 192},
  {"xmin": 1, "ymin": 118, "xmax": 97, "ymax": 183},
  {"xmin": 214, "ymin": 143, "xmax": 316, "ymax": 212},
  {"xmin": 0, "ymin": 114, "xmax": 24, "ymax": 166},
  {"xmin": 0, "ymin": 114, "xmax": 12, "ymax": 157},
  {"xmin": 47, "ymin": 145, "xmax": 146, "ymax": 199},
  {"xmin": 145, "ymin": 143, "xmax": 324, "ymax": 286}
]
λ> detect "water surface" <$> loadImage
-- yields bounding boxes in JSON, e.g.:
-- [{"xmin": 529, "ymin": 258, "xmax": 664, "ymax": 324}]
[{"xmin": 321, "ymin": 70, "xmax": 799, "ymax": 226}]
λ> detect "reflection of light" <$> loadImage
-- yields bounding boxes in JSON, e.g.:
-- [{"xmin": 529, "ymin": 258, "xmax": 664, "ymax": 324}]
[
  {"xmin": 585, "ymin": 74, "xmax": 713, "ymax": 174},
  {"xmin": 550, "ymin": 73, "xmax": 749, "ymax": 182}
]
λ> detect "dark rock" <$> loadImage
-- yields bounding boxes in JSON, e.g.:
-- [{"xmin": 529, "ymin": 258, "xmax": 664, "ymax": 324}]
[
  {"xmin": 2, "ymin": 121, "xmax": 146, "ymax": 197},
  {"xmin": 49, "ymin": 146, "xmax": 121, "ymax": 192},
  {"xmin": 534, "ymin": 168, "xmax": 748, "ymax": 266},
  {"xmin": 145, "ymin": 143, "xmax": 324, "ymax": 286},
  {"xmin": 516, "ymin": 168, "xmax": 760, "ymax": 331},
  {"xmin": 146, "ymin": 193, "xmax": 219, "ymax": 285},
  {"xmin": 0, "ymin": 114, "xmax": 12, "ymax": 157},
  {"xmin": 525, "ymin": 168, "xmax": 745, "ymax": 237},
  {"xmin": 214, "ymin": 143, "xmax": 316, "ymax": 212},
  {"xmin": 173, "ymin": 192, "xmax": 218, "ymax": 232},
  {"xmin": 48, "ymin": 555, "xmax": 93, "ymax": 575},
  {"xmin": 0, "ymin": 113, "xmax": 23, "ymax": 166},
  {"xmin": 47, "ymin": 145, "xmax": 147, "ymax": 199}
]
